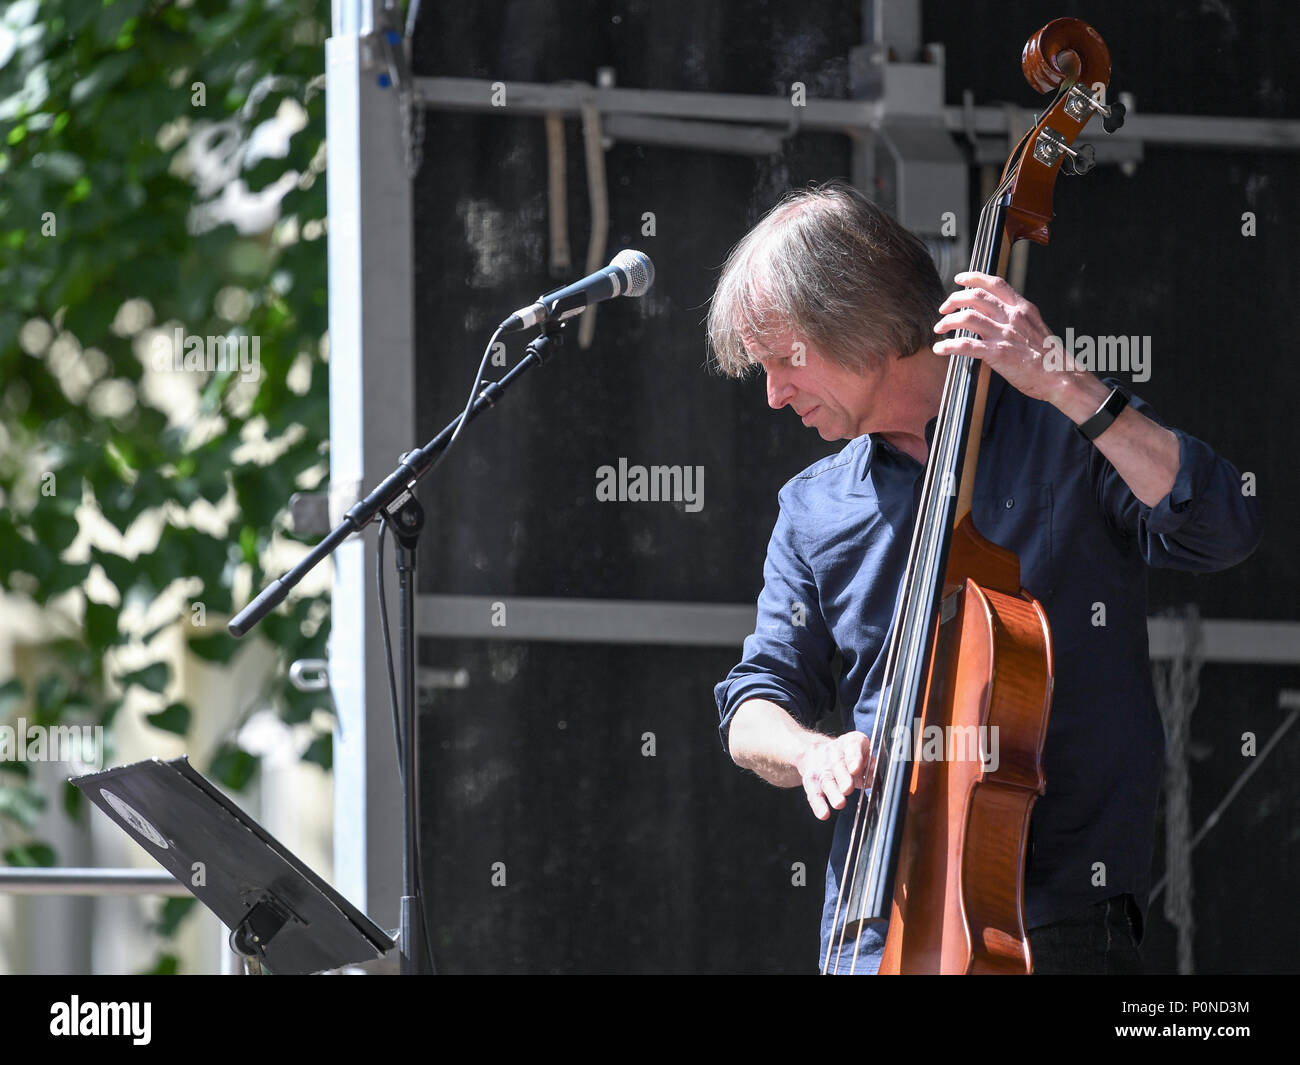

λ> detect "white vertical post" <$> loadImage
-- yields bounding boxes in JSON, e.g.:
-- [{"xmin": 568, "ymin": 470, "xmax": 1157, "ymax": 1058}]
[{"xmin": 326, "ymin": 0, "xmax": 414, "ymax": 929}]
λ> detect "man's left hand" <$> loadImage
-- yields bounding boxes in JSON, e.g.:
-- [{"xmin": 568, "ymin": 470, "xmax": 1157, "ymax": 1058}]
[{"xmin": 931, "ymin": 271, "xmax": 1078, "ymax": 405}]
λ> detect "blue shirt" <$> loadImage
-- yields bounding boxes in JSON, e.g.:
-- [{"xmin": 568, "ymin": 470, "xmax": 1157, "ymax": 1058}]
[{"xmin": 714, "ymin": 372, "xmax": 1262, "ymax": 969}]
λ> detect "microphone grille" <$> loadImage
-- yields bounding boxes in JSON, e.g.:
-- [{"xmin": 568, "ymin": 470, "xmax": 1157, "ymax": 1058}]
[{"xmin": 612, "ymin": 249, "xmax": 655, "ymax": 297}]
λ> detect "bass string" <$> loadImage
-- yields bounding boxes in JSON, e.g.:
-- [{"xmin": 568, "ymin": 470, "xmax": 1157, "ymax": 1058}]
[
  {"xmin": 824, "ymin": 170, "xmax": 1015, "ymax": 974},
  {"xmin": 864, "ymin": 166, "xmax": 1015, "ymax": 781}
]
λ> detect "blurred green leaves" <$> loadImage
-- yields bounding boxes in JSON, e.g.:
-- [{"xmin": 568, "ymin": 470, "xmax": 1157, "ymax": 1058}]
[
  {"xmin": 144, "ymin": 701, "xmax": 191, "ymax": 735},
  {"xmin": 149, "ymin": 897, "xmax": 197, "ymax": 939},
  {"xmin": 209, "ymin": 742, "xmax": 258, "ymax": 791},
  {"xmin": 0, "ymin": 0, "xmax": 335, "ymax": 928},
  {"xmin": 0, "ymin": 785, "xmax": 46, "ymax": 830},
  {"xmin": 2, "ymin": 840, "xmax": 58, "ymax": 867}
]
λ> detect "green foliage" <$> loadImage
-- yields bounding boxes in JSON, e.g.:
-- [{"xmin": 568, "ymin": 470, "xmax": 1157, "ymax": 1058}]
[
  {"xmin": 0, "ymin": 783, "xmax": 46, "ymax": 829},
  {"xmin": 302, "ymin": 731, "xmax": 331, "ymax": 770},
  {"xmin": 149, "ymin": 895, "xmax": 197, "ymax": 938},
  {"xmin": 208, "ymin": 741, "xmax": 259, "ymax": 790},
  {"xmin": 138, "ymin": 951, "xmax": 180, "ymax": 975},
  {"xmin": 117, "ymin": 661, "xmax": 171, "ymax": 695},
  {"xmin": 2, "ymin": 840, "xmax": 57, "ymax": 866},
  {"xmin": 0, "ymin": 0, "xmax": 336, "ymax": 904},
  {"xmin": 0, "ymin": 678, "xmax": 23, "ymax": 716},
  {"xmin": 144, "ymin": 700, "xmax": 191, "ymax": 735}
]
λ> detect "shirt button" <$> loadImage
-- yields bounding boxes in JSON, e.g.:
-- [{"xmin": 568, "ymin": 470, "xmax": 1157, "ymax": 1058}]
[{"xmin": 1004, "ymin": 497, "xmax": 1015, "ymax": 509}]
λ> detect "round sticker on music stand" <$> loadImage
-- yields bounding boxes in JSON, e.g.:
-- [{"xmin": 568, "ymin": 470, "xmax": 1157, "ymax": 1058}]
[{"xmin": 101, "ymin": 789, "xmax": 169, "ymax": 850}]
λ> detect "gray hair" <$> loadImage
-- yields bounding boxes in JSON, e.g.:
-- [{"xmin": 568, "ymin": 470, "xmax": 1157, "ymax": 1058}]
[{"xmin": 707, "ymin": 180, "xmax": 947, "ymax": 378}]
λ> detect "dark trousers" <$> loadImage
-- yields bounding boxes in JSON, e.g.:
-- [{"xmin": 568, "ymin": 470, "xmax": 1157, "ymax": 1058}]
[
  {"xmin": 1028, "ymin": 894, "xmax": 1144, "ymax": 975},
  {"xmin": 825, "ymin": 894, "xmax": 1144, "ymax": 974}
]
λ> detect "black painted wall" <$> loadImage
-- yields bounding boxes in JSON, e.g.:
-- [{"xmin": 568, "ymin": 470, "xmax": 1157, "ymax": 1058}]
[{"xmin": 405, "ymin": 1, "xmax": 1299, "ymax": 973}]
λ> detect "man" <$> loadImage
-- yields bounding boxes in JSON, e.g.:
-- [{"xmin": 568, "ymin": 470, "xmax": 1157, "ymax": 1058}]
[{"xmin": 710, "ymin": 180, "xmax": 1261, "ymax": 974}]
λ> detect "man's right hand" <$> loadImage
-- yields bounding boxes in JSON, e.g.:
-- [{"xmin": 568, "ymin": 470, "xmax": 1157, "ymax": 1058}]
[
  {"xmin": 727, "ymin": 700, "xmax": 873, "ymax": 819},
  {"xmin": 792, "ymin": 732, "xmax": 873, "ymax": 821}
]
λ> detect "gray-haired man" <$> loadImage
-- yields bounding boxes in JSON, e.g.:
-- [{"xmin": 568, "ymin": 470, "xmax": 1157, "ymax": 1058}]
[{"xmin": 710, "ymin": 179, "xmax": 1261, "ymax": 974}]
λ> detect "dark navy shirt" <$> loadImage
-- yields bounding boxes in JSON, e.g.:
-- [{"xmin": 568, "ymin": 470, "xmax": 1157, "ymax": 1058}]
[{"xmin": 714, "ymin": 372, "xmax": 1261, "ymax": 969}]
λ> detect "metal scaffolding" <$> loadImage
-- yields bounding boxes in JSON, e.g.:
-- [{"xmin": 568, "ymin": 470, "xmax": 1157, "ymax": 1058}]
[{"xmin": 328, "ymin": 0, "xmax": 1300, "ymax": 939}]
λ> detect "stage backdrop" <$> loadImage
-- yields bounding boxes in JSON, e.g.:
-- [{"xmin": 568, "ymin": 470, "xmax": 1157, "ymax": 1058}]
[{"xmin": 405, "ymin": 0, "xmax": 1299, "ymax": 972}]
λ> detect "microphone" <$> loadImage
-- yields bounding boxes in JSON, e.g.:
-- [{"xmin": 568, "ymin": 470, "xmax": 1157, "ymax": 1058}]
[{"xmin": 500, "ymin": 249, "xmax": 654, "ymax": 333}]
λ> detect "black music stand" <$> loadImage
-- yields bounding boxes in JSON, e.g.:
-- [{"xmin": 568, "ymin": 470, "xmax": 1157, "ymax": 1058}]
[{"xmin": 72, "ymin": 757, "xmax": 395, "ymax": 975}]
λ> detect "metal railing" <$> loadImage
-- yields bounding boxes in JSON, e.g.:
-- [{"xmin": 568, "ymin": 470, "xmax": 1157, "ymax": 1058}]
[
  {"xmin": 0, "ymin": 867, "xmax": 259, "ymax": 974},
  {"xmin": 0, "ymin": 867, "xmax": 189, "ymax": 896}
]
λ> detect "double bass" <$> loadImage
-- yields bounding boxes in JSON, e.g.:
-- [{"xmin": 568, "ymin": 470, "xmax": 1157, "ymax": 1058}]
[{"xmin": 824, "ymin": 18, "xmax": 1126, "ymax": 974}]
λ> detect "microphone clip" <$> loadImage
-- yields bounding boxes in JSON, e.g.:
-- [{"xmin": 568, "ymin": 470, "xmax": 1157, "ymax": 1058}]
[{"xmin": 524, "ymin": 318, "xmax": 568, "ymax": 367}]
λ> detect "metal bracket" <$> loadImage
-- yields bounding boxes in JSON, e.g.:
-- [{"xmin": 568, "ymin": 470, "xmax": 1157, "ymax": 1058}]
[{"xmin": 1033, "ymin": 126, "xmax": 1067, "ymax": 166}]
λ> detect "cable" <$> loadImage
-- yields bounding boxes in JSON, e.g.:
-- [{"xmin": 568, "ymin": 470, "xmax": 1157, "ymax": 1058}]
[
  {"xmin": 374, "ymin": 515, "xmax": 437, "ymax": 973},
  {"xmin": 376, "ymin": 517, "xmax": 403, "ymax": 765},
  {"xmin": 425, "ymin": 325, "xmax": 505, "ymax": 479},
  {"xmin": 371, "ymin": 323, "xmax": 510, "ymax": 974}
]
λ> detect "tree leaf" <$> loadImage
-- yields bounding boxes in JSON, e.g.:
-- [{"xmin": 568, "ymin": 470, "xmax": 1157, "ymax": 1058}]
[
  {"xmin": 145, "ymin": 701, "xmax": 191, "ymax": 736},
  {"xmin": 34, "ymin": 672, "xmax": 68, "ymax": 722},
  {"xmin": 137, "ymin": 951, "xmax": 180, "ymax": 976},
  {"xmin": 188, "ymin": 631, "xmax": 240, "ymax": 664},
  {"xmin": 149, "ymin": 897, "xmax": 196, "ymax": 938},
  {"xmin": 69, "ymin": 53, "xmax": 135, "ymax": 106},
  {"xmin": 209, "ymin": 743, "xmax": 258, "ymax": 791},
  {"xmin": 117, "ymin": 661, "xmax": 170, "ymax": 694},
  {"xmin": 2, "ymin": 840, "xmax": 58, "ymax": 867},
  {"xmin": 84, "ymin": 600, "xmax": 120, "ymax": 653},
  {"xmin": 0, "ymin": 785, "xmax": 47, "ymax": 829},
  {"xmin": 0, "ymin": 678, "xmax": 24, "ymax": 717},
  {"xmin": 63, "ymin": 779, "xmax": 82, "ymax": 819},
  {"xmin": 301, "ymin": 732, "xmax": 331, "ymax": 771}
]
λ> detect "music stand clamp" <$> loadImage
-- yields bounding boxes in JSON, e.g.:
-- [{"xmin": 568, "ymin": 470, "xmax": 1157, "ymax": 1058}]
[{"xmin": 228, "ymin": 894, "xmax": 297, "ymax": 974}]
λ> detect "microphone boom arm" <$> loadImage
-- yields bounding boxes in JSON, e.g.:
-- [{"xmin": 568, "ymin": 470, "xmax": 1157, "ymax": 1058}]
[{"xmin": 228, "ymin": 323, "xmax": 567, "ymax": 637}]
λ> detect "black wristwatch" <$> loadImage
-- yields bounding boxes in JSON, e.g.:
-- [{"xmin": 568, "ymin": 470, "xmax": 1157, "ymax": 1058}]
[{"xmin": 1076, "ymin": 386, "xmax": 1129, "ymax": 442}]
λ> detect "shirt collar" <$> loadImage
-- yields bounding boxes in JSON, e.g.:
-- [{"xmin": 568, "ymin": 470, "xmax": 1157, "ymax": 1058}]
[{"xmin": 861, "ymin": 369, "xmax": 1012, "ymax": 476}]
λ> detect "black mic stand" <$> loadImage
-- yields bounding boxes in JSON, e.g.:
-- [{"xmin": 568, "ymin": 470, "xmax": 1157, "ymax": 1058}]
[{"xmin": 228, "ymin": 320, "xmax": 567, "ymax": 975}]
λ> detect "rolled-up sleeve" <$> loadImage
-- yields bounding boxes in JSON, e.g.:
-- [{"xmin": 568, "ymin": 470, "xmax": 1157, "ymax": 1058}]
[
  {"xmin": 1088, "ymin": 380, "xmax": 1263, "ymax": 571},
  {"xmin": 714, "ymin": 499, "xmax": 836, "ymax": 755}
]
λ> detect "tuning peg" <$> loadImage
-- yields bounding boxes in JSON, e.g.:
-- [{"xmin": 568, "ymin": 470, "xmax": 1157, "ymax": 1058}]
[
  {"xmin": 1065, "ymin": 84, "xmax": 1127, "ymax": 134},
  {"xmin": 1102, "ymin": 99, "xmax": 1126, "ymax": 133},
  {"xmin": 1082, "ymin": 93, "xmax": 1125, "ymax": 133},
  {"xmin": 1061, "ymin": 142, "xmax": 1096, "ymax": 176}
]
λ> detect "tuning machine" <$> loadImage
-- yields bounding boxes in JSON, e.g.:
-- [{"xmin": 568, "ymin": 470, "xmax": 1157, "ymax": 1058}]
[
  {"xmin": 1065, "ymin": 83, "xmax": 1127, "ymax": 133},
  {"xmin": 1033, "ymin": 127, "xmax": 1097, "ymax": 176},
  {"xmin": 1061, "ymin": 142, "xmax": 1096, "ymax": 176}
]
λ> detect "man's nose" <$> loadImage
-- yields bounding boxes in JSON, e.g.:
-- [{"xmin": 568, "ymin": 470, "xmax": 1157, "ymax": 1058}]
[{"xmin": 766, "ymin": 369, "xmax": 793, "ymax": 409}]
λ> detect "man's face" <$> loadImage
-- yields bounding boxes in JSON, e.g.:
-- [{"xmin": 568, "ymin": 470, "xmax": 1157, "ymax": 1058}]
[{"xmin": 746, "ymin": 328, "xmax": 885, "ymax": 442}]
